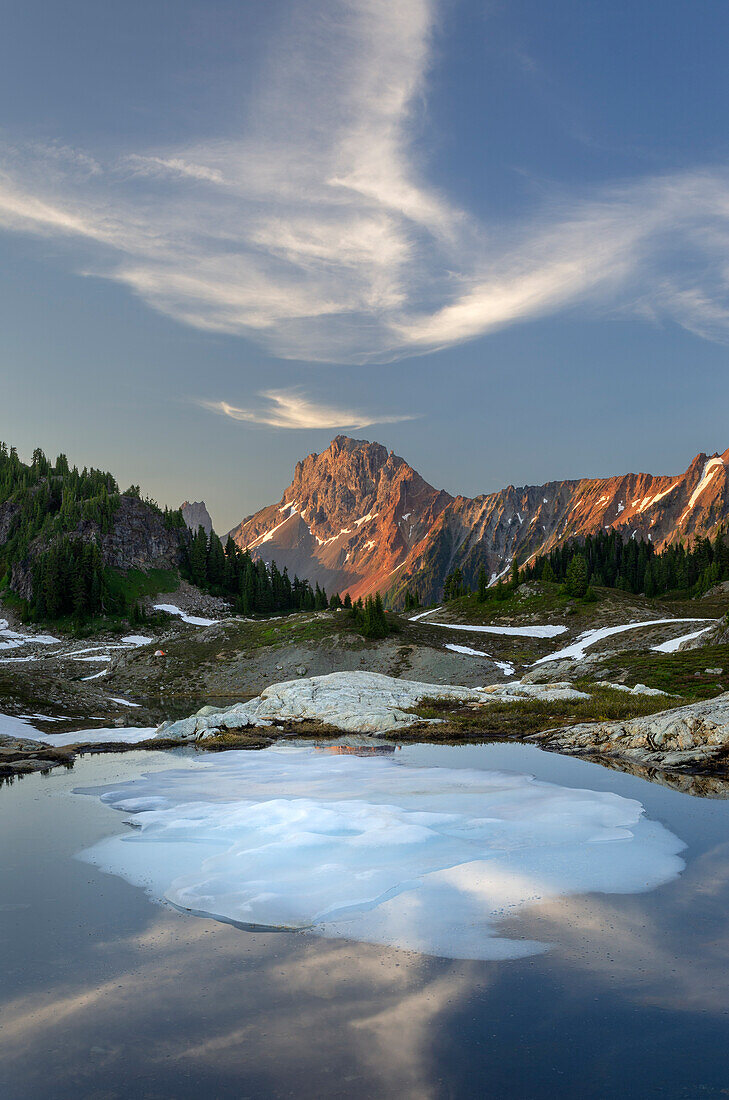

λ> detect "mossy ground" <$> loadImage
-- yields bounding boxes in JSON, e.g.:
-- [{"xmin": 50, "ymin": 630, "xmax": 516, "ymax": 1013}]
[
  {"xmin": 596, "ymin": 644, "xmax": 729, "ymax": 701},
  {"xmin": 395, "ymin": 685, "xmax": 682, "ymax": 743}
]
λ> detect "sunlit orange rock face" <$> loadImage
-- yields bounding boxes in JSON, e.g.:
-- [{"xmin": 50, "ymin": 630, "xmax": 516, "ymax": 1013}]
[{"xmin": 228, "ymin": 436, "xmax": 729, "ymax": 605}]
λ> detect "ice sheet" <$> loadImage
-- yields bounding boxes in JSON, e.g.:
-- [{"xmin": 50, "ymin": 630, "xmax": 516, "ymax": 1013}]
[
  {"xmin": 77, "ymin": 746, "xmax": 685, "ymax": 961},
  {"xmin": 45, "ymin": 726, "xmax": 156, "ymax": 747}
]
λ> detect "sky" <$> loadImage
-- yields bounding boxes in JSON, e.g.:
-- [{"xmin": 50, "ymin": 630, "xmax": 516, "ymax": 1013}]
[{"xmin": 1, "ymin": 0, "xmax": 729, "ymax": 533}]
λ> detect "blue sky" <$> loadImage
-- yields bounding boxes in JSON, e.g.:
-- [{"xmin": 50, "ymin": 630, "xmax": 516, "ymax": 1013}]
[{"xmin": 1, "ymin": 0, "xmax": 728, "ymax": 532}]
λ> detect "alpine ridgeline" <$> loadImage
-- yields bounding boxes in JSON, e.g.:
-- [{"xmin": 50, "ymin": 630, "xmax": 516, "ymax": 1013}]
[{"xmin": 228, "ymin": 437, "xmax": 729, "ymax": 605}]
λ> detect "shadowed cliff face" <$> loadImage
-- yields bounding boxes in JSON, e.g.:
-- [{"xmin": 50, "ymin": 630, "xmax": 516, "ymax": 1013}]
[{"xmin": 228, "ymin": 437, "xmax": 729, "ymax": 604}]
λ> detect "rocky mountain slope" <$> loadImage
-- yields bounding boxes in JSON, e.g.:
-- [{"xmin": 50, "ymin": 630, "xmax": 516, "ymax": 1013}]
[
  {"xmin": 228, "ymin": 436, "xmax": 452, "ymax": 600},
  {"xmin": 181, "ymin": 500, "xmax": 213, "ymax": 536},
  {"xmin": 229, "ymin": 437, "xmax": 729, "ymax": 604}
]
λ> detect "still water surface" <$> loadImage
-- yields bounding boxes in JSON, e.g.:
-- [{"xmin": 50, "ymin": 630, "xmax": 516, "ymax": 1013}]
[{"xmin": 2, "ymin": 740, "xmax": 729, "ymax": 1099}]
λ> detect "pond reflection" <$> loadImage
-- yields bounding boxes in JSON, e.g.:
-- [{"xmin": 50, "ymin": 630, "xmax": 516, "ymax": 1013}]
[{"xmin": 2, "ymin": 747, "xmax": 729, "ymax": 1098}]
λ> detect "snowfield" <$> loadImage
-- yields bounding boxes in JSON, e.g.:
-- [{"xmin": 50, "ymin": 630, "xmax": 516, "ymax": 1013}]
[
  {"xmin": 445, "ymin": 642, "xmax": 490, "ymax": 657},
  {"xmin": 153, "ymin": 604, "xmax": 219, "ymax": 626},
  {"xmin": 426, "ymin": 621, "xmax": 567, "ymax": 639},
  {"xmin": 652, "ymin": 625, "xmax": 717, "ymax": 654},
  {"xmin": 534, "ymin": 618, "xmax": 717, "ymax": 665},
  {"xmin": 444, "ymin": 643, "xmax": 516, "ymax": 677},
  {"xmin": 0, "ymin": 618, "xmax": 60, "ymax": 653}
]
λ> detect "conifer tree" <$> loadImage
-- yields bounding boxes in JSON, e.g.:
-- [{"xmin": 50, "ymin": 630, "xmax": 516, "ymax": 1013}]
[
  {"xmin": 565, "ymin": 553, "xmax": 589, "ymax": 598},
  {"xmin": 190, "ymin": 526, "xmax": 208, "ymax": 587},
  {"xmin": 206, "ymin": 531, "xmax": 226, "ymax": 587}
]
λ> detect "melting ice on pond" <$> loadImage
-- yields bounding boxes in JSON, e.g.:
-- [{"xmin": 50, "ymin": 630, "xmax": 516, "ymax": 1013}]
[{"xmin": 76, "ymin": 746, "xmax": 685, "ymax": 961}]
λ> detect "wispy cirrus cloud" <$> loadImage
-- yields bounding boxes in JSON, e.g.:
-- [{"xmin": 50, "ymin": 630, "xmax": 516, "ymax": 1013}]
[
  {"xmin": 198, "ymin": 390, "xmax": 417, "ymax": 430},
  {"xmin": 2, "ymin": 1, "xmax": 729, "ymax": 362}
]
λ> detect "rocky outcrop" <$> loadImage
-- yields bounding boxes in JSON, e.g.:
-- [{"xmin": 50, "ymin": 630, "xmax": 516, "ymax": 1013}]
[
  {"xmin": 155, "ymin": 671, "xmax": 604, "ymax": 741},
  {"xmin": 156, "ymin": 671, "xmax": 487, "ymax": 738},
  {"xmin": 531, "ymin": 693, "xmax": 729, "ymax": 770},
  {"xmin": 181, "ymin": 500, "xmax": 213, "ymax": 536},
  {"xmin": 681, "ymin": 615, "xmax": 729, "ymax": 650},
  {"xmin": 96, "ymin": 495, "xmax": 189, "ymax": 571},
  {"xmin": 0, "ymin": 734, "xmax": 74, "ymax": 777},
  {"xmin": 228, "ymin": 437, "xmax": 729, "ymax": 605},
  {"xmin": 0, "ymin": 501, "xmax": 19, "ymax": 544}
]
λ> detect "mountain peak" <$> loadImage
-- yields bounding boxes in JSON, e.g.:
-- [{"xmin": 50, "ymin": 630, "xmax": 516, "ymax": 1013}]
[
  {"xmin": 229, "ymin": 442, "xmax": 729, "ymax": 605},
  {"xmin": 228, "ymin": 436, "xmax": 451, "ymax": 599}
]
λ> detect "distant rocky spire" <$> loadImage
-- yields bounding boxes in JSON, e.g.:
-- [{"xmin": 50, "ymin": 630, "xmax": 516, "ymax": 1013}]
[{"xmin": 181, "ymin": 500, "xmax": 213, "ymax": 536}]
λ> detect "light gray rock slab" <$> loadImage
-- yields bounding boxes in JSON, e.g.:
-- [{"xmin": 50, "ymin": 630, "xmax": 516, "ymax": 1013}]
[
  {"xmin": 155, "ymin": 671, "xmax": 600, "ymax": 740},
  {"xmin": 481, "ymin": 682, "xmax": 591, "ymax": 701},
  {"xmin": 531, "ymin": 693, "xmax": 729, "ymax": 769},
  {"xmin": 593, "ymin": 681, "xmax": 674, "ymax": 697}
]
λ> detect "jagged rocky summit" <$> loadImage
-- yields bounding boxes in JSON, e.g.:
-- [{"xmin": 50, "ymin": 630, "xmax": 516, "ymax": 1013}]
[
  {"xmin": 181, "ymin": 500, "xmax": 213, "ymax": 536},
  {"xmin": 228, "ymin": 436, "xmax": 729, "ymax": 605}
]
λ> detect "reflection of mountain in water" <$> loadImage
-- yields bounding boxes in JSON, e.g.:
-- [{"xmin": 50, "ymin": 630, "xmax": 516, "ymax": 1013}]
[
  {"xmin": 321, "ymin": 744, "xmax": 397, "ymax": 757},
  {"xmin": 316, "ymin": 736, "xmax": 397, "ymax": 757}
]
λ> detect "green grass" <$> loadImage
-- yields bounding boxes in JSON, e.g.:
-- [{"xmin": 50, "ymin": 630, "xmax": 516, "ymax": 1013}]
[
  {"xmin": 393, "ymin": 685, "xmax": 681, "ymax": 743},
  {"xmin": 103, "ymin": 566, "xmax": 180, "ymax": 605},
  {"xmin": 597, "ymin": 644, "xmax": 729, "ymax": 701}
]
